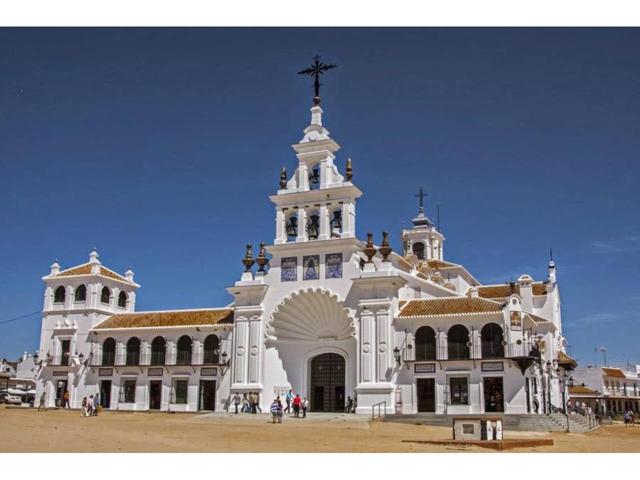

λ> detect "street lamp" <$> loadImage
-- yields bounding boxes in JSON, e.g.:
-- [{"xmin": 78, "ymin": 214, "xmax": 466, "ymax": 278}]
[{"xmin": 393, "ymin": 347, "xmax": 401, "ymax": 367}]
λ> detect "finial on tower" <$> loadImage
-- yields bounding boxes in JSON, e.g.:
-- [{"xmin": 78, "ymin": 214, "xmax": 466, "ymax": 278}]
[
  {"xmin": 411, "ymin": 187, "xmax": 433, "ymax": 227},
  {"xmin": 346, "ymin": 158, "xmax": 353, "ymax": 181},
  {"xmin": 242, "ymin": 244, "xmax": 255, "ymax": 273},
  {"xmin": 297, "ymin": 55, "xmax": 337, "ymax": 106},
  {"xmin": 280, "ymin": 167, "xmax": 287, "ymax": 189},
  {"xmin": 50, "ymin": 260, "xmax": 60, "ymax": 276},
  {"xmin": 256, "ymin": 242, "xmax": 269, "ymax": 273}
]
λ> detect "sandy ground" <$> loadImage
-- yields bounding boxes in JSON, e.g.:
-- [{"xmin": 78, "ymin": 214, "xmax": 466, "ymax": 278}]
[{"xmin": 1, "ymin": 406, "xmax": 639, "ymax": 453}]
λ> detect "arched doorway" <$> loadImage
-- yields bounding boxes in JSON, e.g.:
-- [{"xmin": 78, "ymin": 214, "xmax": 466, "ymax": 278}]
[{"xmin": 310, "ymin": 353, "xmax": 345, "ymax": 412}]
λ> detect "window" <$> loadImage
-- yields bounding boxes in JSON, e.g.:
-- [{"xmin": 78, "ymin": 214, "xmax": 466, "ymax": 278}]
[
  {"xmin": 415, "ymin": 326, "xmax": 437, "ymax": 361},
  {"xmin": 481, "ymin": 323, "xmax": 504, "ymax": 358},
  {"xmin": 285, "ymin": 214, "xmax": 298, "ymax": 241},
  {"xmin": 203, "ymin": 335, "xmax": 220, "ymax": 364},
  {"xmin": 447, "ymin": 325, "xmax": 470, "ymax": 360},
  {"xmin": 100, "ymin": 287, "xmax": 111, "ymax": 304},
  {"xmin": 102, "ymin": 338, "xmax": 116, "ymax": 366},
  {"xmin": 450, "ymin": 377, "xmax": 469, "ymax": 405},
  {"xmin": 306, "ymin": 213, "xmax": 320, "ymax": 240},
  {"xmin": 151, "ymin": 337, "xmax": 166, "ymax": 365},
  {"xmin": 60, "ymin": 339, "xmax": 71, "ymax": 366},
  {"xmin": 54, "ymin": 286, "xmax": 66, "ymax": 303},
  {"xmin": 74, "ymin": 284, "xmax": 87, "ymax": 302},
  {"xmin": 173, "ymin": 379, "xmax": 188, "ymax": 404},
  {"xmin": 123, "ymin": 380, "xmax": 136, "ymax": 403},
  {"xmin": 125, "ymin": 337, "xmax": 140, "ymax": 366},
  {"xmin": 117, "ymin": 291, "xmax": 127, "ymax": 308},
  {"xmin": 412, "ymin": 242, "xmax": 425, "ymax": 260},
  {"xmin": 176, "ymin": 336, "xmax": 192, "ymax": 365}
]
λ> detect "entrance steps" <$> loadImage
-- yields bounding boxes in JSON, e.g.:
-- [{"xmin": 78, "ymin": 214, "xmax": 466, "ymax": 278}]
[{"xmin": 384, "ymin": 413, "xmax": 599, "ymax": 433}]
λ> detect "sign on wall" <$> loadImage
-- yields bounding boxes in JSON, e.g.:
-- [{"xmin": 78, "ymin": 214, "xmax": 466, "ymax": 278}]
[
  {"xmin": 281, "ymin": 257, "xmax": 297, "ymax": 282},
  {"xmin": 148, "ymin": 367, "xmax": 164, "ymax": 377},
  {"xmin": 200, "ymin": 367, "xmax": 217, "ymax": 377},
  {"xmin": 481, "ymin": 361, "xmax": 504, "ymax": 372},
  {"xmin": 303, "ymin": 255, "xmax": 320, "ymax": 280},
  {"xmin": 98, "ymin": 368, "xmax": 113, "ymax": 377},
  {"xmin": 510, "ymin": 311, "xmax": 522, "ymax": 329},
  {"xmin": 325, "ymin": 253, "xmax": 343, "ymax": 279},
  {"xmin": 414, "ymin": 363, "xmax": 436, "ymax": 374},
  {"xmin": 53, "ymin": 371, "xmax": 68, "ymax": 377}
]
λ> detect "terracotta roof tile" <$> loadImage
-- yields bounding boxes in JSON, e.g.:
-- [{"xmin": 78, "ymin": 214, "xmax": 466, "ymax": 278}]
[
  {"xmin": 602, "ymin": 367, "xmax": 626, "ymax": 378},
  {"xmin": 426, "ymin": 259, "xmax": 459, "ymax": 269},
  {"xmin": 398, "ymin": 297, "xmax": 503, "ymax": 317},
  {"xmin": 93, "ymin": 309, "xmax": 234, "ymax": 330},
  {"xmin": 56, "ymin": 263, "xmax": 128, "ymax": 282},
  {"xmin": 557, "ymin": 351, "xmax": 577, "ymax": 368},
  {"xmin": 476, "ymin": 282, "xmax": 547, "ymax": 299},
  {"xmin": 569, "ymin": 386, "xmax": 598, "ymax": 395}
]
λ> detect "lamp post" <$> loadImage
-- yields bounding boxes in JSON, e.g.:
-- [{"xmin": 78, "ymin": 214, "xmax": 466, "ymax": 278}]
[{"xmin": 393, "ymin": 346, "xmax": 401, "ymax": 367}]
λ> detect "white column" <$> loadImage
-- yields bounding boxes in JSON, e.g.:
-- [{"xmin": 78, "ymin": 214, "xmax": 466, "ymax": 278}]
[
  {"xmin": 140, "ymin": 341, "xmax": 150, "ymax": 365},
  {"xmin": 376, "ymin": 309, "xmax": 391, "ymax": 382},
  {"xmin": 232, "ymin": 319, "xmax": 249, "ymax": 385},
  {"xmin": 341, "ymin": 202, "xmax": 355, "ymax": 238},
  {"xmin": 319, "ymin": 158, "xmax": 329, "ymax": 188},
  {"xmin": 275, "ymin": 208, "xmax": 286, "ymax": 244},
  {"xmin": 438, "ymin": 331, "xmax": 448, "ymax": 360},
  {"xmin": 318, "ymin": 204, "xmax": 330, "ymax": 240},
  {"xmin": 64, "ymin": 285, "xmax": 73, "ymax": 310},
  {"xmin": 128, "ymin": 291, "xmax": 136, "ymax": 312},
  {"xmin": 248, "ymin": 317, "xmax": 263, "ymax": 384},
  {"xmin": 296, "ymin": 208, "xmax": 308, "ymax": 242},
  {"xmin": 359, "ymin": 310, "xmax": 375, "ymax": 383},
  {"xmin": 298, "ymin": 163, "xmax": 309, "ymax": 191}
]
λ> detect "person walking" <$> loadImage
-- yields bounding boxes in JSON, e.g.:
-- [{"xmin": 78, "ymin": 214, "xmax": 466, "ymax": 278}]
[
  {"xmin": 270, "ymin": 398, "xmax": 279, "ymax": 423},
  {"xmin": 81, "ymin": 397, "xmax": 88, "ymax": 417},
  {"xmin": 232, "ymin": 392, "xmax": 241, "ymax": 414},
  {"xmin": 346, "ymin": 396, "xmax": 353, "ymax": 413},
  {"xmin": 37, "ymin": 392, "xmax": 46, "ymax": 411},
  {"xmin": 284, "ymin": 389, "xmax": 294, "ymax": 414},
  {"xmin": 63, "ymin": 390, "xmax": 70, "ymax": 408},
  {"xmin": 276, "ymin": 398, "xmax": 284, "ymax": 423},
  {"xmin": 255, "ymin": 392, "xmax": 262, "ymax": 413},
  {"xmin": 302, "ymin": 397, "xmax": 309, "ymax": 418},
  {"xmin": 250, "ymin": 392, "xmax": 257, "ymax": 414},
  {"xmin": 241, "ymin": 393, "xmax": 250, "ymax": 413},
  {"xmin": 87, "ymin": 395, "xmax": 94, "ymax": 416},
  {"xmin": 293, "ymin": 394, "xmax": 302, "ymax": 418}
]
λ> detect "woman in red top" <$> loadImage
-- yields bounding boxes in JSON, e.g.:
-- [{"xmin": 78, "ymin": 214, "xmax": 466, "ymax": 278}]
[{"xmin": 293, "ymin": 394, "xmax": 302, "ymax": 418}]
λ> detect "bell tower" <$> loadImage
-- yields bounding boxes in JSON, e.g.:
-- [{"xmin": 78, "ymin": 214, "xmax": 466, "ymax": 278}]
[
  {"xmin": 270, "ymin": 58, "xmax": 362, "ymax": 245},
  {"xmin": 401, "ymin": 187, "xmax": 445, "ymax": 262}
]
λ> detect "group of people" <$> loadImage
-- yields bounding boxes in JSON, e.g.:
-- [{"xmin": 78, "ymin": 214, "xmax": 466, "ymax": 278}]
[
  {"xmin": 231, "ymin": 392, "xmax": 262, "ymax": 414},
  {"xmin": 623, "ymin": 410, "xmax": 636, "ymax": 426},
  {"xmin": 80, "ymin": 394, "xmax": 100, "ymax": 417},
  {"xmin": 270, "ymin": 390, "xmax": 310, "ymax": 423}
]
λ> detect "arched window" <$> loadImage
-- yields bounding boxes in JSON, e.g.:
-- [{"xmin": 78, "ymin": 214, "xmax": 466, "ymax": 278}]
[
  {"xmin": 447, "ymin": 325, "xmax": 470, "ymax": 360},
  {"xmin": 415, "ymin": 326, "xmax": 437, "ymax": 361},
  {"xmin": 481, "ymin": 323, "xmax": 504, "ymax": 358},
  {"xmin": 151, "ymin": 337, "xmax": 166, "ymax": 366},
  {"xmin": 118, "ymin": 291, "xmax": 127, "ymax": 308},
  {"xmin": 74, "ymin": 284, "xmax": 87, "ymax": 302},
  {"xmin": 54, "ymin": 286, "xmax": 66, "ymax": 303},
  {"xmin": 412, "ymin": 242, "xmax": 425, "ymax": 260},
  {"xmin": 102, "ymin": 337, "xmax": 116, "ymax": 366},
  {"xmin": 126, "ymin": 337, "xmax": 140, "ymax": 366},
  {"xmin": 100, "ymin": 287, "xmax": 111, "ymax": 304},
  {"xmin": 203, "ymin": 335, "xmax": 220, "ymax": 364},
  {"xmin": 176, "ymin": 335, "xmax": 192, "ymax": 365}
]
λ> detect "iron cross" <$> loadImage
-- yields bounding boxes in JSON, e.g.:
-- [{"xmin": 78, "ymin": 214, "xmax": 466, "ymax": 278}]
[
  {"xmin": 297, "ymin": 55, "xmax": 337, "ymax": 105},
  {"xmin": 415, "ymin": 187, "xmax": 427, "ymax": 210}
]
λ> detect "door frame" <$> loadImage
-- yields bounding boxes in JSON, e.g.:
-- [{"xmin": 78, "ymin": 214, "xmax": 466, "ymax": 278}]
[
  {"xmin": 307, "ymin": 350, "xmax": 347, "ymax": 412},
  {"xmin": 198, "ymin": 379, "xmax": 216, "ymax": 411},
  {"xmin": 149, "ymin": 380, "xmax": 163, "ymax": 410},
  {"xmin": 483, "ymin": 376, "xmax": 504, "ymax": 413},
  {"xmin": 100, "ymin": 380, "xmax": 112, "ymax": 408},
  {"xmin": 416, "ymin": 377, "xmax": 436, "ymax": 412}
]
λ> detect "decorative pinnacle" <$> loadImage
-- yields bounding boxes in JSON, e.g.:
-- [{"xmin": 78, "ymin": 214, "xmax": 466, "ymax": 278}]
[
  {"xmin": 279, "ymin": 167, "xmax": 287, "ymax": 189},
  {"xmin": 363, "ymin": 233, "xmax": 377, "ymax": 264},
  {"xmin": 345, "ymin": 158, "xmax": 353, "ymax": 181},
  {"xmin": 256, "ymin": 242, "xmax": 269, "ymax": 273},
  {"xmin": 242, "ymin": 244, "xmax": 255, "ymax": 273},
  {"xmin": 297, "ymin": 55, "xmax": 337, "ymax": 106},
  {"xmin": 379, "ymin": 231, "xmax": 392, "ymax": 262}
]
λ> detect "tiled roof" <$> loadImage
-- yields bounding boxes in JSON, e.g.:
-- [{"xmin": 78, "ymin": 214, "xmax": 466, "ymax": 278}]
[
  {"xmin": 602, "ymin": 367, "xmax": 626, "ymax": 378},
  {"xmin": 569, "ymin": 386, "xmax": 598, "ymax": 395},
  {"xmin": 398, "ymin": 296, "xmax": 504, "ymax": 318},
  {"xmin": 476, "ymin": 282, "xmax": 547, "ymax": 299},
  {"xmin": 426, "ymin": 259, "xmax": 459, "ymax": 269},
  {"xmin": 56, "ymin": 263, "xmax": 128, "ymax": 282},
  {"xmin": 524, "ymin": 313, "xmax": 551, "ymax": 325},
  {"xmin": 557, "ymin": 351, "xmax": 577, "ymax": 368},
  {"xmin": 93, "ymin": 309, "xmax": 234, "ymax": 330}
]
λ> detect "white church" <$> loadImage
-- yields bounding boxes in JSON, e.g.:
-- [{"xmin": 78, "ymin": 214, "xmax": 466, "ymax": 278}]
[{"xmin": 34, "ymin": 70, "xmax": 577, "ymax": 416}]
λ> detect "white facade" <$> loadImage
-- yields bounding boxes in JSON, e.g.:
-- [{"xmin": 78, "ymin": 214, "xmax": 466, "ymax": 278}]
[{"xmin": 34, "ymin": 98, "xmax": 573, "ymax": 416}]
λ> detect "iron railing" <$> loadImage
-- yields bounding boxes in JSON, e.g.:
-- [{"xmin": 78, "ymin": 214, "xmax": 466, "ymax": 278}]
[{"xmin": 371, "ymin": 401, "xmax": 387, "ymax": 420}]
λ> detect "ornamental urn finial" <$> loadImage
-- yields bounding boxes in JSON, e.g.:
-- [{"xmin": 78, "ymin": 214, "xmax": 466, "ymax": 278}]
[
  {"xmin": 256, "ymin": 242, "xmax": 269, "ymax": 273},
  {"xmin": 242, "ymin": 243, "xmax": 255, "ymax": 272},
  {"xmin": 363, "ymin": 232, "xmax": 377, "ymax": 263},
  {"xmin": 379, "ymin": 231, "xmax": 392, "ymax": 262},
  {"xmin": 279, "ymin": 167, "xmax": 287, "ymax": 189},
  {"xmin": 346, "ymin": 158, "xmax": 353, "ymax": 181}
]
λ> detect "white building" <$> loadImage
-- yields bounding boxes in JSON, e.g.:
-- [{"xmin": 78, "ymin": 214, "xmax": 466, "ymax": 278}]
[
  {"xmin": 570, "ymin": 366, "xmax": 640, "ymax": 415},
  {"xmin": 34, "ymin": 94, "xmax": 576, "ymax": 415}
]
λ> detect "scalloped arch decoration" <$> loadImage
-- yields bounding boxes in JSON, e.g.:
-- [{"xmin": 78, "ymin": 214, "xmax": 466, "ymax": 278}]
[{"xmin": 267, "ymin": 288, "xmax": 356, "ymax": 342}]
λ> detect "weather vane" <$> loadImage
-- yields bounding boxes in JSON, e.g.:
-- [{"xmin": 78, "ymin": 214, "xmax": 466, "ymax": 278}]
[{"xmin": 297, "ymin": 55, "xmax": 337, "ymax": 106}]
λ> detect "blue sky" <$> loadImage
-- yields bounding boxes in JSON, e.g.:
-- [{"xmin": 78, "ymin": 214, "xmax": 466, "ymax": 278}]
[{"xmin": 0, "ymin": 28, "xmax": 638, "ymax": 366}]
